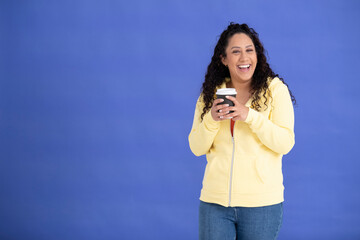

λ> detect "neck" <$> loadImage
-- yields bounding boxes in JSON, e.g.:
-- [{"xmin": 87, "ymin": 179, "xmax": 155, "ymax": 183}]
[{"xmin": 227, "ymin": 79, "xmax": 252, "ymax": 94}]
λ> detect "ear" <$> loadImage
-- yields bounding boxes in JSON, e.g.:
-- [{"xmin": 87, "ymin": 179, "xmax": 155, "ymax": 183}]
[{"xmin": 220, "ymin": 54, "xmax": 227, "ymax": 67}]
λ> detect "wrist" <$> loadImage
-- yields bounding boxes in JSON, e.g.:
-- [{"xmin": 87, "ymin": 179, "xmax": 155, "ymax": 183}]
[{"xmin": 240, "ymin": 107, "xmax": 249, "ymax": 121}]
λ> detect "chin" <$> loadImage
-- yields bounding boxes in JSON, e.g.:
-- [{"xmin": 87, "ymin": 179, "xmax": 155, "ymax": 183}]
[{"xmin": 236, "ymin": 76, "xmax": 253, "ymax": 82}]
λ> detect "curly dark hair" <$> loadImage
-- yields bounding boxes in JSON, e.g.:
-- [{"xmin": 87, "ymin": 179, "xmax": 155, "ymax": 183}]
[{"xmin": 200, "ymin": 22, "xmax": 296, "ymax": 120}]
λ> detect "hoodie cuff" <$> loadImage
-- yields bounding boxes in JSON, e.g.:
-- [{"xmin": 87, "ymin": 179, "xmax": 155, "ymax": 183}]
[
  {"xmin": 244, "ymin": 108, "xmax": 257, "ymax": 124},
  {"xmin": 203, "ymin": 110, "xmax": 220, "ymax": 131}
]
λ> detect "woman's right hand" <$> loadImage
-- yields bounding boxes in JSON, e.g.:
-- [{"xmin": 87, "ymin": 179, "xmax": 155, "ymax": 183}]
[{"xmin": 211, "ymin": 99, "xmax": 230, "ymax": 121}]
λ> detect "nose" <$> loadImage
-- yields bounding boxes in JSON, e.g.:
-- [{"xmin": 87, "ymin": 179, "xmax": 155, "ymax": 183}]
[{"xmin": 239, "ymin": 52, "xmax": 248, "ymax": 61}]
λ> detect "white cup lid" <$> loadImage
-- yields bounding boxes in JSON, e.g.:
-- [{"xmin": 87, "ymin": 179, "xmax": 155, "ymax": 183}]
[{"xmin": 216, "ymin": 88, "xmax": 237, "ymax": 95}]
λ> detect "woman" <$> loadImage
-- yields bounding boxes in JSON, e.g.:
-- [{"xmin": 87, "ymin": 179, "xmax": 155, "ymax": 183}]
[{"xmin": 188, "ymin": 23, "xmax": 296, "ymax": 240}]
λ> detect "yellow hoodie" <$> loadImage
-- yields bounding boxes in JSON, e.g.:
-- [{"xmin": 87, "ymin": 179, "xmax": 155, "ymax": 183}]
[{"xmin": 188, "ymin": 77, "xmax": 295, "ymax": 207}]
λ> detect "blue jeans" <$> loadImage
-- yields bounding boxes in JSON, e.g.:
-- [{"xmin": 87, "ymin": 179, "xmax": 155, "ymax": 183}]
[{"xmin": 199, "ymin": 201, "xmax": 283, "ymax": 240}]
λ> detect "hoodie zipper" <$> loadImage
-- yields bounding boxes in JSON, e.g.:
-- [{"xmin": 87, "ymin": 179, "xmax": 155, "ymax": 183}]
[{"xmin": 228, "ymin": 120, "xmax": 235, "ymax": 206}]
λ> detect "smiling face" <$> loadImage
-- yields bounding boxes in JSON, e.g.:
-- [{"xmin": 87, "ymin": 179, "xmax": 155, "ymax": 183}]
[{"xmin": 221, "ymin": 33, "xmax": 257, "ymax": 84}]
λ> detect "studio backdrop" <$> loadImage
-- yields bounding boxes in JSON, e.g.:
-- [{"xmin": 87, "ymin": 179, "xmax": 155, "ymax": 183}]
[{"xmin": 1, "ymin": 0, "xmax": 360, "ymax": 239}]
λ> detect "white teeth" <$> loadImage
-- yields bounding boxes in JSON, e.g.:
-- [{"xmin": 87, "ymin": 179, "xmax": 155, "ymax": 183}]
[{"xmin": 238, "ymin": 64, "xmax": 250, "ymax": 68}]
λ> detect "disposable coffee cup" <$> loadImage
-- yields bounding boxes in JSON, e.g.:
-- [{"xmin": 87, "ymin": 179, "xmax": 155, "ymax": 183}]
[{"xmin": 216, "ymin": 88, "xmax": 237, "ymax": 113}]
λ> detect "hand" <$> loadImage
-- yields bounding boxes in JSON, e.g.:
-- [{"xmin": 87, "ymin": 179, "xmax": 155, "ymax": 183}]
[
  {"xmin": 216, "ymin": 96, "xmax": 249, "ymax": 121},
  {"xmin": 211, "ymin": 98, "xmax": 231, "ymax": 121}
]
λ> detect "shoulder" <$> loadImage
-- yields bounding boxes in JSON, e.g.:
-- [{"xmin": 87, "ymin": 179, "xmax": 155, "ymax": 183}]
[
  {"xmin": 195, "ymin": 94, "xmax": 206, "ymax": 111},
  {"xmin": 268, "ymin": 77, "xmax": 289, "ymax": 95}
]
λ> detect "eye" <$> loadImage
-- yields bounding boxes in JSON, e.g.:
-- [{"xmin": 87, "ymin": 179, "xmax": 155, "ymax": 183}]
[
  {"xmin": 232, "ymin": 50, "xmax": 240, "ymax": 54},
  {"xmin": 246, "ymin": 49, "xmax": 254, "ymax": 52}
]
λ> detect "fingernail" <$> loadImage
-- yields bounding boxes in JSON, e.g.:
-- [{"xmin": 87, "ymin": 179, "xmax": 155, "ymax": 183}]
[
  {"xmin": 219, "ymin": 116, "xmax": 223, "ymax": 119},
  {"xmin": 219, "ymin": 110, "xmax": 222, "ymax": 113}
]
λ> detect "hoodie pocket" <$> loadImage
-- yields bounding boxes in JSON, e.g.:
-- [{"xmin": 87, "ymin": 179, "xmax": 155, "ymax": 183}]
[{"xmin": 255, "ymin": 157, "xmax": 269, "ymax": 184}]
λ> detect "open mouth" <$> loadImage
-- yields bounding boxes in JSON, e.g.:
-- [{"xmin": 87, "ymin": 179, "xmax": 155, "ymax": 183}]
[
  {"xmin": 237, "ymin": 64, "xmax": 251, "ymax": 72},
  {"xmin": 238, "ymin": 64, "xmax": 250, "ymax": 69}
]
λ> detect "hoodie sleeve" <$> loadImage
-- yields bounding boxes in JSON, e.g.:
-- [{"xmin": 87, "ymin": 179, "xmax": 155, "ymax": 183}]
[
  {"xmin": 244, "ymin": 81, "xmax": 295, "ymax": 155},
  {"xmin": 188, "ymin": 97, "xmax": 220, "ymax": 156}
]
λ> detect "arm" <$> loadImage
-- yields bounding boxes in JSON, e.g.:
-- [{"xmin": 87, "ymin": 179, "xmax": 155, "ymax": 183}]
[
  {"xmin": 244, "ymin": 82, "xmax": 295, "ymax": 155},
  {"xmin": 188, "ymin": 97, "xmax": 221, "ymax": 156}
]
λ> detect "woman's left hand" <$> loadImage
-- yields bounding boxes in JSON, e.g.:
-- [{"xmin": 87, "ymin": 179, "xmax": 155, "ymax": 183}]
[{"xmin": 222, "ymin": 96, "xmax": 250, "ymax": 121}]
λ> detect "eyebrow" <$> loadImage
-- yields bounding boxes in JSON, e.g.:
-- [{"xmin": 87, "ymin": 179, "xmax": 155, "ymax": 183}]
[{"xmin": 231, "ymin": 45, "xmax": 254, "ymax": 49}]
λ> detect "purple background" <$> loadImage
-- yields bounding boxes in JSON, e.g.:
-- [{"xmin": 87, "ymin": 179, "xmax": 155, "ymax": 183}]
[{"xmin": 1, "ymin": 0, "xmax": 360, "ymax": 239}]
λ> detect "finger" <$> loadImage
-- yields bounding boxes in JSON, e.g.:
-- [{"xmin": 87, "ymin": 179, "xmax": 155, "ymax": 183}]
[
  {"xmin": 218, "ymin": 113, "xmax": 231, "ymax": 119},
  {"xmin": 223, "ymin": 111, "xmax": 239, "ymax": 119},
  {"xmin": 213, "ymin": 113, "xmax": 225, "ymax": 120},
  {"xmin": 226, "ymin": 96, "xmax": 239, "ymax": 105},
  {"xmin": 215, "ymin": 104, "xmax": 229, "ymax": 112},
  {"xmin": 218, "ymin": 110, "xmax": 231, "ymax": 117},
  {"xmin": 213, "ymin": 99, "xmax": 225, "ymax": 111},
  {"xmin": 213, "ymin": 99, "xmax": 224, "ymax": 105},
  {"xmin": 225, "ymin": 95, "xmax": 235, "ymax": 101},
  {"xmin": 220, "ymin": 106, "xmax": 237, "ymax": 113}
]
